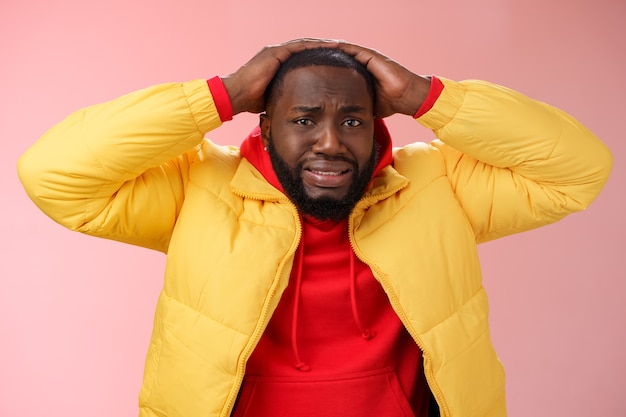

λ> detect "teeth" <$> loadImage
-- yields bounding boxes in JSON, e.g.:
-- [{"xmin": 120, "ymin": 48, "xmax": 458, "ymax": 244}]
[{"xmin": 311, "ymin": 170, "xmax": 342, "ymax": 176}]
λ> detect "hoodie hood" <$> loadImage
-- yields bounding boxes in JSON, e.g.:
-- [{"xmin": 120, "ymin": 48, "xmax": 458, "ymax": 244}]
[{"xmin": 240, "ymin": 118, "xmax": 394, "ymax": 194}]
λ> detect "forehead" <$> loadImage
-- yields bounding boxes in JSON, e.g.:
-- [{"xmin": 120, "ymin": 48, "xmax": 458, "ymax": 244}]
[{"xmin": 277, "ymin": 66, "xmax": 373, "ymax": 109}]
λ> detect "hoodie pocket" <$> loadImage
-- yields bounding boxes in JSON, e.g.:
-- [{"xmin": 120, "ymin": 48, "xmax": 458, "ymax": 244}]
[{"xmin": 232, "ymin": 366, "xmax": 416, "ymax": 417}]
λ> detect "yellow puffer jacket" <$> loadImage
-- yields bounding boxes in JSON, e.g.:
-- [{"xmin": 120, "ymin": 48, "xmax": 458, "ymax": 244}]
[{"xmin": 18, "ymin": 78, "xmax": 612, "ymax": 417}]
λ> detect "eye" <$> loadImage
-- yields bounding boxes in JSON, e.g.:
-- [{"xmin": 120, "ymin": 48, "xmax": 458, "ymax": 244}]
[
  {"xmin": 342, "ymin": 119, "xmax": 362, "ymax": 127},
  {"xmin": 294, "ymin": 118, "xmax": 314, "ymax": 126}
]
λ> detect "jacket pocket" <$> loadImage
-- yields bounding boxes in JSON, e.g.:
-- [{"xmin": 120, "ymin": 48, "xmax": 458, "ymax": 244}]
[{"xmin": 232, "ymin": 366, "xmax": 416, "ymax": 417}]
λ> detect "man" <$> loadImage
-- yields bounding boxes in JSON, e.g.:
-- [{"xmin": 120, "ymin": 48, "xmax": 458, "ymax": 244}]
[{"xmin": 18, "ymin": 39, "xmax": 612, "ymax": 417}]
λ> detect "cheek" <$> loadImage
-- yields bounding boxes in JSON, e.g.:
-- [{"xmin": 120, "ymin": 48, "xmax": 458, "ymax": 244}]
[
  {"xmin": 359, "ymin": 144, "xmax": 375, "ymax": 162},
  {"xmin": 271, "ymin": 136, "xmax": 307, "ymax": 168},
  {"xmin": 350, "ymin": 140, "xmax": 376, "ymax": 167},
  {"xmin": 272, "ymin": 125, "xmax": 317, "ymax": 156}
]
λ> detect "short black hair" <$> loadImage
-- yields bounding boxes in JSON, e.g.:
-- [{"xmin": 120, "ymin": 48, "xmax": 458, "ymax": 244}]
[{"xmin": 264, "ymin": 48, "xmax": 376, "ymax": 114}]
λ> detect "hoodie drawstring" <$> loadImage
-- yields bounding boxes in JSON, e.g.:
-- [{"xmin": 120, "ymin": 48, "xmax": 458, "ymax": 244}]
[
  {"xmin": 290, "ymin": 243, "xmax": 377, "ymax": 372},
  {"xmin": 349, "ymin": 249, "xmax": 376, "ymax": 340},
  {"xmin": 291, "ymin": 246, "xmax": 311, "ymax": 372}
]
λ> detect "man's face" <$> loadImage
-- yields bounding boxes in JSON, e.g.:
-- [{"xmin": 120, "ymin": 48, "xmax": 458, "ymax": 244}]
[{"xmin": 261, "ymin": 65, "xmax": 376, "ymax": 221}]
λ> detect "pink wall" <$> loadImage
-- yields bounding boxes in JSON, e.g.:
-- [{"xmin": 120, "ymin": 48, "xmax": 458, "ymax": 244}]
[{"xmin": 2, "ymin": 0, "xmax": 624, "ymax": 415}]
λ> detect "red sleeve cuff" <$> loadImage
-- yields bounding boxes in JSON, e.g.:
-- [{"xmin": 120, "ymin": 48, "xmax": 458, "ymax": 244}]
[
  {"xmin": 207, "ymin": 76, "xmax": 233, "ymax": 122},
  {"xmin": 413, "ymin": 75, "xmax": 445, "ymax": 119}
]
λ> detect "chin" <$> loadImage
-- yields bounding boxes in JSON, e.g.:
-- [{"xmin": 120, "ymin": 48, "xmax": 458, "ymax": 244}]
[{"xmin": 304, "ymin": 188, "xmax": 348, "ymax": 201}]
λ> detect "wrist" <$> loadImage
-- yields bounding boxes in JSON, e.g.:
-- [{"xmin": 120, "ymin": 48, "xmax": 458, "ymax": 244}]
[
  {"xmin": 399, "ymin": 75, "xmax": 431, "ymax": 117},
  {"xmin": 221, "ymin": 75, "xmax": 246, "ymax": 117}
]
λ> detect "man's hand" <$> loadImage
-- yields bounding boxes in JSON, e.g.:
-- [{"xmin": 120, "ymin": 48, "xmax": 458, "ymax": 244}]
[
  {"xmin": 336, "ymin": 42, "xmax": 431, "ymax": 119},
  {"xmin": 221, "ymin": 38, "xmax": 339, "ymax": 116}
]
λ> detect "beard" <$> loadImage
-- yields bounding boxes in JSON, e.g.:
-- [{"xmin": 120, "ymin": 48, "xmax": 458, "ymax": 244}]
[{"xmin": 267, "ymin": 137, "xmax": 377, "ymax": 222}]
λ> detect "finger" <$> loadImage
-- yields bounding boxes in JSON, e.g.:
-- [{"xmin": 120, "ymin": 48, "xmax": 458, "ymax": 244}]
[
  {"xmin": 268, "ymin": 38, "xmax": 341, "ymax": 63},
  {"xmin": 334, "ymin": 42, "xmax": 381, "ymax": 69},
  {"xmin": 279, "ymin": 37, "xmax": 341, "ymax": 47}
]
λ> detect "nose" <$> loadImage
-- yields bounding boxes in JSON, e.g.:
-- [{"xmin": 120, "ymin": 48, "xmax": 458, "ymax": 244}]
[{"xmin": 312, "ymin": 124, "xmax": 346, "ymax": 156}]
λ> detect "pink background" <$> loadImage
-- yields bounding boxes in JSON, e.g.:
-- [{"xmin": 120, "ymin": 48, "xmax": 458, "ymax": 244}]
[{"xmin": 2, "ymin": 0, "xmax": 624, "ymax": 415}]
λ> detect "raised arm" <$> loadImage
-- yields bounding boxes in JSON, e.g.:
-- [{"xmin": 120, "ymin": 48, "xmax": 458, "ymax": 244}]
[
  {"xmin": 338, "ymin": 41, "xmax": 612, "ymax": 241},
  {"xmin": 420, "ymin": 78, "xmax": 612, "ymax": 241},
  {"xmin": 18, "ymin": 80, "xmax": 218, "ymax": 252},
  {"xmin": 17, "ymin": 39, "xmax": 339, "ymax": 251}
]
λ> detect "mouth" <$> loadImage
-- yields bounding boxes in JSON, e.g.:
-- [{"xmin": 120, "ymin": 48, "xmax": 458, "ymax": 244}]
[
  {"xmin": 307, "ymin": 167, "xmax": 350, "ymax": 176},
  {"xmin": 302, "ymin": 161, "xmax": 354, "ymax": 189}
]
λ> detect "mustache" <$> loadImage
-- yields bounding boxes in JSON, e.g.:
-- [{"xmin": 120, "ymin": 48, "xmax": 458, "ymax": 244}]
[{"xmin": 298, "ymin": 154, "xmax": 357, "ymax": 166}]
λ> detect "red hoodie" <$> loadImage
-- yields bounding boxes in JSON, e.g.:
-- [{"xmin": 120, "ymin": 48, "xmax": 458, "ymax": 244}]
[{"xmin": 233, "ymin": 120, "xmax": 431, "ymax": 417}]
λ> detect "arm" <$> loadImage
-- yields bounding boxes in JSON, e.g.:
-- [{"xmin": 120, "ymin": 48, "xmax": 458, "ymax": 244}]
[
  {"xmin": 338, "ymin": 42, "xmax": 612, "ymax": 241},
  {"xmin": 420, "ymin": 78, "xmax": 612, "ymax": 242},
  {"xmin": 17, "ymin": 39, "xmax": 342, "ymax": 252},
  {"xmin": 17, "ymin": 80, "xmax": 220, "ymax": 252}
]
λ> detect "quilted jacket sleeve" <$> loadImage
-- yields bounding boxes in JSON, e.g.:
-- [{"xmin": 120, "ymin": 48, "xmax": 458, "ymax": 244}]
[
  {"xmin": 417, "ymin": 78, "xmax": 612, "ymax": 243},
  {"xmin": 17, "ymin": 79, "xmax": 223, "ymax": 252}
]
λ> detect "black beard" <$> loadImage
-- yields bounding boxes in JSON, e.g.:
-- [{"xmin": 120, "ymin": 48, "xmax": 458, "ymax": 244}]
[{"xmin": 267, "ymin": 138, "xmax": 377, "ymax": 222}]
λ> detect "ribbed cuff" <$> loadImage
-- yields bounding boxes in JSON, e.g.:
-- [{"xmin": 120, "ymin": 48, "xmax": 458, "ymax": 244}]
[
  {"xmin": 207, "ymin": 76, "xmax": 233, "ymax": 122},
  {"xmin": 414, "ymin": 75, "xmax": 445, "ymax": 119}
]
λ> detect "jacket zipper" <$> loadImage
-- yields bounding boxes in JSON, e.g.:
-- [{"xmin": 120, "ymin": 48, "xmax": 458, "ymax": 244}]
[
  {"xmin": 347, "ymin": 195, "xmax": 451, "ymax": 417},
  {"xmin": 220, "ymin": 196, "xmax": 302, "ymax": 417}
]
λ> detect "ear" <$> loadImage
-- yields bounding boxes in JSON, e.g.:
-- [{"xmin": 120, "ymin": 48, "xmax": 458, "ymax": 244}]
[{"xmin": 259, "ymin": 113, "xmax": 271, "ymax": 149}]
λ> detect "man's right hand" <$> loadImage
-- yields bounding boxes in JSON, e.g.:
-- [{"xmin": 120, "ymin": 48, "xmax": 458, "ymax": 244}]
[{"xmin": 221, "ymin": 38, "xmax": 339, "ymax": 116}]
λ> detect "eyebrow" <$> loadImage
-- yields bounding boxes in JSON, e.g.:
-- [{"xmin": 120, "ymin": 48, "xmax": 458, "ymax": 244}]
[
  {"xmin": 340, "ymin": 105, "xmax": 369, "ymax": 114},
  {"xmin": 290, "ymin": 105, "xmax": 322, "ymax": 113},
  {"xmin": 289, "ymin": 105, "xmax": 369, "ymax": 114}
]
